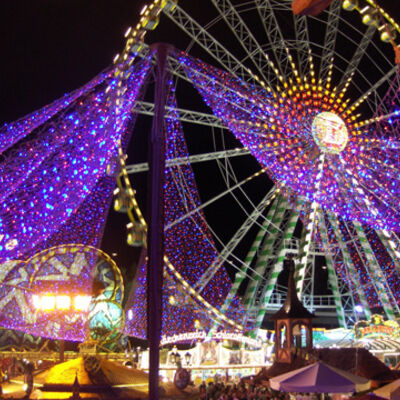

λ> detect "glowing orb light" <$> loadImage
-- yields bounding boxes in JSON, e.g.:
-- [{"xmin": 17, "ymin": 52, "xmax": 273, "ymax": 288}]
[{"xmin": 312, "ymin": 111, "xmax": 348, "ymax": 154}]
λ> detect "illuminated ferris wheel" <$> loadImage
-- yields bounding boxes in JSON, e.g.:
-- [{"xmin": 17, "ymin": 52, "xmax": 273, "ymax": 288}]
[
  {"xmin": 1, "ymin": 0, "xmax": 400, "ymax": 343},
  {"xmin": 117, "ymin": 0, "xmax": 400, "ymax": 332}
]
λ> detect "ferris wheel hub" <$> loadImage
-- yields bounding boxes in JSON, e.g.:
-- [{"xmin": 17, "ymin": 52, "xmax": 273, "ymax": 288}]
[{"xmin": 312, "ymin": 111, "xmax": 348, "ymax": 154}]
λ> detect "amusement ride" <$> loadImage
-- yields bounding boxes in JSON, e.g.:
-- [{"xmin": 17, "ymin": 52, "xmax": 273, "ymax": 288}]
[{"xmin": 0, "ymin": 0, "xmax": 400, "ymax": 394}]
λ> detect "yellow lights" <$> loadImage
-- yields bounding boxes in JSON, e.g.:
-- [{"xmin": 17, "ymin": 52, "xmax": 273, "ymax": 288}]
[
  {"xmin": 39, "ymin": 295, "xmax": 56, "ymax": 311},
  {"xmin": 141, "ymin": 16, "xmax": 160, "ymax": 31},
  {"xmin": 32, "ymin": 294, "xmax": 91, "ymax": 312},
  {"xmin": 342, "ymin": 0, "xmax": 357, "ymax": 11},
  {"xmin": 124, "ymin": 27, "xmax": 132, "ymax": 38},
  {"xmin": 140, "ymin": 5, "xmax": 148, "ymax": 15},
  {"xmin": 362, "ymin": 12, "xmax": 378, "ymax": 27},
  {"xmin": 379, "ymin": 24, "xmax": 397, "ymax": 43},
  {"xmin": 343, "ymin": 0, "xmax": 399, "ymax": 44},
  {"xmin": 160, "ymin": 0, "xmax": 178, "ymax": 12}
]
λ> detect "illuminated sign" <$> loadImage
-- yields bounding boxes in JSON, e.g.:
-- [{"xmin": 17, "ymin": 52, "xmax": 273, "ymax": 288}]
[
  {"xmin": 160, "ymin": 331, "xmax": 262, "ymax": 348},
  {"xmin": 354, "ymin": 314, "xmax": 400, "ymax": 339}
]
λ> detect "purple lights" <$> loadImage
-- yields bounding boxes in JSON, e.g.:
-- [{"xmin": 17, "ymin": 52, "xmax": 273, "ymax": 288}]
[
  {"xmin": 178, "ymin": 52, "xmax": 400, "ymax": 232},
  {"xmin": 0, "ymin": 58, "xmax": 152, "ymax": 262}
]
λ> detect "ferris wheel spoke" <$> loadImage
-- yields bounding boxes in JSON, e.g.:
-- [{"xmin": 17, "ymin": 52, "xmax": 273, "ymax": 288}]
[
  {"xmin": 341, "ymin": 220, "xmax": 385, "ymax": 297},
  {"xmin": 212, "ymin": 153, "xmax": 265, "ymax": 220},
  {"xmin": 125, "ymin": 148, "xmax": 250, "ymax": 174},
  {"xmin": 319, "ymin": 0, "xmax": 342, "ymax": 85},
  {"xmin": 247, "ymin": 198, "xmax": 299, "ymax": 331},
  {"xmin": 176, "ymin": 55, "xmax": 275, "ymax": 121},
  {"xmin": 351, "ymin": 172, "xmax": 399, "ymax": 218},
  {"xmin": 345, "ymin": 65, "xmax": 398, "ymax": 117},
  {"xmin": 254, "ymin": 0, "xmax": 298, "ymax": 84},
  {"xmin": 336, "ymin": 25, "xmax": 376, "ymax": 96},
  {"xmin": 171, "ymin": 148, "xmax": 269, "ymax": 239},
  {"xmin": 167, "ymin": 54, "xmax": 198, "ymax": 85},
  {"xmin": 356, "ymin": 147, "xmax": 400, "ymax": 179},
  {"xmin": 354, "ymin": 153, "xmax": 400, "ymax": 206},
  {"xmin": 214, "ymin": 144, "xmax": 237, "ymax": 187},
  {"xmin": 162, "ymin": 4, "xmax": 260, "ymax": 86},
  {"xmin": 328, "ymin": 156, "xmax": 382, "ymax": 227},
  {"xmin": 375, "ymin": 68, "xmax": 400, "ymax": 122},
  {"xmin": 357, "ymin": 111, "xmax": 400, "ymax": 129},
  {"xmin": 194, "ymin": 188, "xmax": 279, "ymax": 294},
  {"xmin": 132, "ymin": 100, "xmax": 226, "ymax": 128},
  {"xmin": 210, "ymin": 0, "xmax": 279, "ymax": 84},
  {"xmin": 165, "ymin": 168, "xmax": 267, "ymax": 231},
  {"xmin": 337, "ymin": 155, "xmax": 399, "ymax": 225},
  {"xmin": 292, "ymin": 14, "xmax": 312, "ymax": 81}
]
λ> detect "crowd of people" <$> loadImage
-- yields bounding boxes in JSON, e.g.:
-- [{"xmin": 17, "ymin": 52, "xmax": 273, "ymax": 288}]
[
  {"xmin": 196, "ymin": 381, "xmax": 334, "ymax": 400},
  {"xmin": 198, "ymin": 381, "xmax": 285, "ymax": 400}
]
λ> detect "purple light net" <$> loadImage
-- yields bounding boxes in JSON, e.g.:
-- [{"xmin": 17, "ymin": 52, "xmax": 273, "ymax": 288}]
[
  {"xmin": 124, "ymin": 82, "xmax": 247, "ymax": 338},
  {"xmin": 0, "ymin": 56, "xmax": 152, "ymax": 340}
]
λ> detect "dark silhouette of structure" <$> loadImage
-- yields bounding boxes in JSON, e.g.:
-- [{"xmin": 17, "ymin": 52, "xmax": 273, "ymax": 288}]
[{"xmin": 270, "ymin": 258, "xmax": 315, "ymax": 363}]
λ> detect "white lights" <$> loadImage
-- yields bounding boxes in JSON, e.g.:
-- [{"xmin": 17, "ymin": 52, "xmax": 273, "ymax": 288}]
[
  {"xmin": 56, "ymin": 295, "xmax": 72, "ymax": 310},
  {"xmin": 74, "ymin": 295, "xmax": 91, "ymax": 311},
  {"xmin": 32, "ymin": 294, "xmax": 91, "ymax": 312},
  {"xmin": 312, "ymin": 111, "xmax": 349, "ymax": 154},
  {"xmin": 354, "ymin": 304, "xmax": 364, "ymax": 313}
]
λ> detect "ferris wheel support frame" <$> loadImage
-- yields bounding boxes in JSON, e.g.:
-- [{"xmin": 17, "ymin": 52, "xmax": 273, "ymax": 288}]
[
  {"xmin": 242, "ymin": 195, "xmax": 287, "ymax": 309},
  {"xmin": 248, "ymin": 199, "xmax": 299, "ymax": 332},
  {"xmin": 214, "ymin": 198, "xmax": 279, "ymax": 330},
  {"xmin": 163, "ymin": 4, "xmax": 256, "ymax": 84},
  {"xmin": 327, "ymin": 214, "xmax": 372, "ymax": 320},
  {"xmin": 124, "ymin": 0, "xmax": 400, "ymax": 339},
  {"xmin": 211, "ymin": 0, "xmax": 290, "ymax": 85},
  {"xmin": 317, "ymin": 209, "xmax": 348, "ymax": 327},
  {"xmin": 195, "ymin": 187, "xmax": 279, "ymax": 293}
]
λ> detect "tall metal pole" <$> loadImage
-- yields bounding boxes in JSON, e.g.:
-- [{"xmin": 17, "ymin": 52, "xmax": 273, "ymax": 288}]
[{"xmin": 147, "ymin": 43, "xmax": 169, "ymax": 400}]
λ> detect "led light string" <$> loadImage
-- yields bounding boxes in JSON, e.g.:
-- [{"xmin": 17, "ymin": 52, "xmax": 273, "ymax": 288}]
[
  {"xmin": 177, "ymin": 50, "xmax": 400, "ymax": 232},
  {"xmin": 116, "ymin": 72, "xmax": 247, "ymax": 337},
  {"xmin": 0, "ymin": 57, "xmax": 152, "ymax": 262},
  {"xmin": 0, "ymin": 71, "xmax": 110, "ymax": 155}
]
